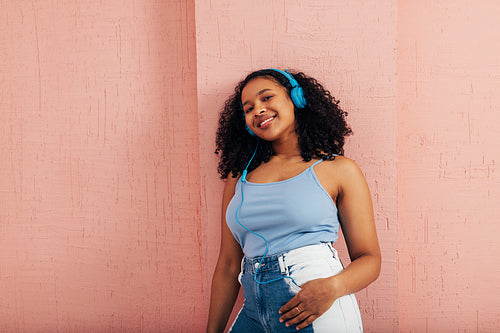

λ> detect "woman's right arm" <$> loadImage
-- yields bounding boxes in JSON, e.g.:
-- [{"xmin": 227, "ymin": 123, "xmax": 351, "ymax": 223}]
[{"xmin": 207, "ymin": 176, "xmax": 244, "ymax": 333}]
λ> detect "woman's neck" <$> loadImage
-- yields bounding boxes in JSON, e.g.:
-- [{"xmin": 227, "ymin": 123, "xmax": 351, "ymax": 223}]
[{"xmin": 271, "ymin": 135, "xmax": 302, "ymax": 160}]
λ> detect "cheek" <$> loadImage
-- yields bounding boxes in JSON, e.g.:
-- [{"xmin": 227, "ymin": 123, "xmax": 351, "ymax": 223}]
[
  {"xmin": 279, "ymin": 105, "xmax": 296, "ymax": 121},
  {"xmin": 277, "ymin": 98, "xmax": 295, "ymax": 114}
]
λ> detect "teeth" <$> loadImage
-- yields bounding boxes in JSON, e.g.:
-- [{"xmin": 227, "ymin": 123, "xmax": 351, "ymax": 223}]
[{"xmin": 260, "ymin": 117, "xmax": 274, "ymax": 127}]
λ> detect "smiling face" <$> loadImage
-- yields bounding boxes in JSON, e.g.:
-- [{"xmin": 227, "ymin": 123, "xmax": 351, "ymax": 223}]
[{"xmin": 241, "ymin": 76, "xmax": 297, "ymax": 142}]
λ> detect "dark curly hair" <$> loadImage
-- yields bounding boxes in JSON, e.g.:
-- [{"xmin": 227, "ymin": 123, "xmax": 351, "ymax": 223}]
[{"xmin": 215, "ymin": 69, "xmax": 352, "ymax": 179}]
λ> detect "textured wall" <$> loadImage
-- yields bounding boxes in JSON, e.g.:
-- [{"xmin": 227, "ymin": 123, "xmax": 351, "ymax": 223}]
[
  {"xmin": 397, "ymin": 1, "xmax": 500, "ymax": 331},
  {"xmin": 2, "ymin": 0, "xmax": 500, "ymax": 332},
  {"xmin": 0, "ymin": 1, "xmax": 204, "ymax": 332},
  {"xmin": 196, "ymin": 1, "xmax": 399, "ymax": 331}
]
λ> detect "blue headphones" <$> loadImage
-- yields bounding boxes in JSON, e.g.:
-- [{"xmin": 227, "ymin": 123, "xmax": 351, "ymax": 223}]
[{"xmin": 243, "ymin": 69, "xmax": 307, "ymax": 136}]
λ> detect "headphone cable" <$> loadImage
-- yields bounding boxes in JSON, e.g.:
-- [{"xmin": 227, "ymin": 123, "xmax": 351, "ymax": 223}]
[{"xmin": 236, "ymin": 140, "xmax": 298, "ymax": 285}]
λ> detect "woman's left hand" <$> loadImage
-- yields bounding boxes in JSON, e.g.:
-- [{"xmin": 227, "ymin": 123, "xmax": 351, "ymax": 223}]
[{"xmin": 278, "ymin": 276, "xmax": 340, "ymax": 330}]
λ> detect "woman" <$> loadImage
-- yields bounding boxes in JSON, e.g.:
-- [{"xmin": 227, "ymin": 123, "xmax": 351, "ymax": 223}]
[{"xmin": 207, "ymin": 69, "xmax": 380, "ymax": 332}]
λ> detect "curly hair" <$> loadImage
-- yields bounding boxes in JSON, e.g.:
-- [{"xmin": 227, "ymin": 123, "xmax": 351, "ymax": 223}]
[{"xmin": 215, "ymin": 69, "xmax": 352, "ymax": 179}]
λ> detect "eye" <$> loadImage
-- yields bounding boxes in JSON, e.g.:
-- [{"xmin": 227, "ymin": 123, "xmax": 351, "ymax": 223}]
[
  {"xmin": 244, "ymin": 106, "xmax": 254, "ymax": 114},
  {"xmin": 263, "ymin": 95, "xmax": 273, "ymax": 101}
]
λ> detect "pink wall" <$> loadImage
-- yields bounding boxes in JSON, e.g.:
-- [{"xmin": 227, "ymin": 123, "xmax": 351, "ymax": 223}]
[
  {"xmin": 1, "ymin": 0, "xmax": 499, "ymax": 332},
  {"xmin": 0, "ymin": 1, "xmax": 205, "ymax": 332},
  {"xmin": 397, "ymin": 1, "xmax": 500, "ymax": 331}
]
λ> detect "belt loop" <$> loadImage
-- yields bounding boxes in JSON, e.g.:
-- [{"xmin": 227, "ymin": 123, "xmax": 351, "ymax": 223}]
[
  {"xmin": 326, "ymin": 242, "xmax": 337, "ymax": 258},
  {"xmin": 278, "ymin": 255, "xmax": 286, "ymax": 274}
]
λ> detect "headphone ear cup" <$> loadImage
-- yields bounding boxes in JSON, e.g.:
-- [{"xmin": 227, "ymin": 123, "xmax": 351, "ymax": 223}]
[
  {"xmin": 268, "ymin": 69, "xmax": 307, "ymax": 109},
  {"xmin": 290, "ymin": 86, "xmax": 307, "ymax": 109},
  {"xmin": 245, "ymin": 123, "xmax": 257, "ymax": 136},
  {"xmin": 243, "ymin": 111, "xmax": 257, "ymax": 136}
]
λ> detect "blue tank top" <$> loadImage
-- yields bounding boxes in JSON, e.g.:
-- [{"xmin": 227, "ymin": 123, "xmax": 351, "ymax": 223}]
[{"xmin": 226, "ymin": 159, "xmax": 340, "ymax": 257}]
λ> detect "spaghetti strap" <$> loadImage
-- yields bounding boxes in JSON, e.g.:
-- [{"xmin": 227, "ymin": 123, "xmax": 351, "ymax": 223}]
[
  {"xmin": 326, "ymin": 153, "xmax": 339, "ymax": 160},
  {"xmin": 311, "ymin": 154, "xmax": 337, "ymax": 170},
  {"xmin": 311, "ymin": 159, "xmax": 324, "ymax": 168}
]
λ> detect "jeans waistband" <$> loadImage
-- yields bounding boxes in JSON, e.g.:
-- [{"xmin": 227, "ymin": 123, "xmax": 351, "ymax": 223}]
[{"xmin": 242, "ymin": 242, "xmax": 338, "ymax": 274}]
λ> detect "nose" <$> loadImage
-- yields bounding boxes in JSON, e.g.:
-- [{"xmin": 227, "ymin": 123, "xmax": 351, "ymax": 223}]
[{"xmin": 253, "ymin": 102, "xmax": 266, "ymax": 115}]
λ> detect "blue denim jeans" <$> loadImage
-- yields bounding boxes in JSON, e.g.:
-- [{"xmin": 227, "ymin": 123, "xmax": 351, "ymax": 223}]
[{"xmin": 229, "ymin": 243, "xmax": 363, "ymax": 333}]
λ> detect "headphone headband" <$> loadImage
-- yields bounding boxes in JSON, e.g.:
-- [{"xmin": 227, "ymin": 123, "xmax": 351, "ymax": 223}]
[
  {"xmin": 266, "ymin": 69, "xmax": 299, "ymax": 88},
  {"xmin": 265, "ymin": 69, "xmax": 307, "ymax": 109}
]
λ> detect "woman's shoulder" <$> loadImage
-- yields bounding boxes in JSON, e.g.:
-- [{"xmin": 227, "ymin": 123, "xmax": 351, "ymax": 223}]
[
  {"xmin": 222, "ymin": 173, "xmax": 241, "ymax": 193},
  {"xmin": 318, "ymin": 155, "xmax": 360, "ymax": 172},
  {"xmin": 221, "ymin": 174, "xmax": 241, "ymax": 207},
  {"xmin": 316, "ymin": 155, "xmax": 366, "ymax": 185},
  {"xmin": 224, "ymin": 173, "xmax": 240, "ymax": 187}
]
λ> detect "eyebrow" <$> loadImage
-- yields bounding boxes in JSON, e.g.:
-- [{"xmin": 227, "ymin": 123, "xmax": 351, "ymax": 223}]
[{"xmin": 242, "ymin": 89, "xmax": 272, "ymax": 107}]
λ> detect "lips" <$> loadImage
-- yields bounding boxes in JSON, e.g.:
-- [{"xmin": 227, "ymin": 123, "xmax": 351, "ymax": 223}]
[{"xmin": 257, "ymin": 116, "xmax": 275, "ymax": 128}]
